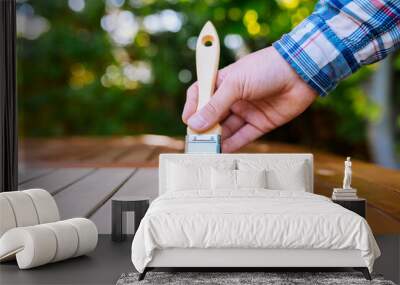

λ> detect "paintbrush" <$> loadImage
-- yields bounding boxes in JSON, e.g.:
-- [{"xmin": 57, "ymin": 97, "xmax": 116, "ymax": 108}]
[{"xmin": 185, "ymin": 21, "xmax": 222, "ymax": 154}]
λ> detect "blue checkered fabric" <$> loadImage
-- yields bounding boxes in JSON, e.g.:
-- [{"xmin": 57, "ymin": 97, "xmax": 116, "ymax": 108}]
[{"xmin": 273, "ymin": 0, "xmax": 400, "ymax": 96}]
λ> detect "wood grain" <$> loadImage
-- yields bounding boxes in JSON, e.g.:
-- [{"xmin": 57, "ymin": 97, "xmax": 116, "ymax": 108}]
[
  {"xmin": 90, "ymin": 168, "xmax": 159, "ymax": 234},
  {"xmin": 53, "ymin": 168, "xmax": 134, "ymax": 219},
  {"xmin": 19, "ymin": 168, "xmax": 95, "ymax": 195},
  {"xmin": 18, "ymin": 167, "xmax": 54, "ymax": 184},
  {"xmin": 19, "ymin": 136, "xmax": 400, "ymax": 234}
]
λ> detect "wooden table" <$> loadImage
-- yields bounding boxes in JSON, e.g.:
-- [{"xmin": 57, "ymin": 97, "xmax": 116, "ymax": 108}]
[{"xmin": 18, "ymin": 135, "xmax": 400, "ymax": 235}]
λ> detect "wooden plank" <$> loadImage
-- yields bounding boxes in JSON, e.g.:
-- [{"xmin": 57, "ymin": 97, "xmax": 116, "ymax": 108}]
[
  {"xmin": 18, "ymin": 137, "xmax": 400, "ymax": 234},
  {"xmin": 19, "ymin": 139, "xmax": 63, "ymax": 162},
  {"xmin": 90, "ymin": 168, "xmax": 159, "ymax": 234},
  {"xmin": 367, "ymin": 206, "xmax": 400, "ymax": 234},
  {"xmin": 20, "ymin": 137, "xmax": 111, "ymax": 164},
  {"xmin": 316, "ymin": 152, "xmax": 400, "ymax": 188},
  {"xmin": 19, "ymin": 168, "xmax": 95, "ymax": 195},
  {"xmin": 18, "ymin": 167, "xmax": 54, "ymax": 184},
  {"xmin": 146, "ymin": 146, "xmax": 182, "ymax": 166},
  {"xmin": 314, "ymin": 173, "xmax": 400, "ymax": 234},
  {"xmin": 82, "ymin": 146, "xmax": 132, "ymax": 164},
  {"xmin": 75, "ymin": 145, "xmax": 112, "ymax": 162},
  {"xmin": 20, "ymin": 139, "xmax": 86, "ymax": 162},
  {"xmin": 115, "ymin": 145, "xmax": 156, "ymax": 164},
  {"xmin": 54, "ymin": 168, "xmax": 134, "ymax": 220}
]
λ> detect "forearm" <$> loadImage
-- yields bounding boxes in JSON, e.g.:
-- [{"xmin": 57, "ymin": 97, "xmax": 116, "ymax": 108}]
[{"xmin": 273, "ymin": 0, "xmax": 400, "ymax": 96}]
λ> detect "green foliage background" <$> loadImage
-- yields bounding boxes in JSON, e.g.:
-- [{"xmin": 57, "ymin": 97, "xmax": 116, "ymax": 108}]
[{"xmin": 17, "ymin": 0, "xmax": 399, "ymax": 159}]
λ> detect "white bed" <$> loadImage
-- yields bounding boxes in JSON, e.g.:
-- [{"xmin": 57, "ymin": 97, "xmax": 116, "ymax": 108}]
[{"xmin": 131, "ymin": 154, "xmax": 380, "ymax": 280}]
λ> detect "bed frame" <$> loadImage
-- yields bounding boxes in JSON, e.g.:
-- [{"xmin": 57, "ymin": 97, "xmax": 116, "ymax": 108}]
[
  {"xmin": 139, "ymin": 154, "xmax": 371, "ymax": 281},
  {"xmin": 141, "ymin": 248, "xmax": 370, "ymax": 280}
]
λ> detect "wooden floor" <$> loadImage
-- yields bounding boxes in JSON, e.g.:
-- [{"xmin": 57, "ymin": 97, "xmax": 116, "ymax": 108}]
[
  {"xmin": 18, "ymin": 167, "xmax": 158, "ymax": 234},
  {"xmin": 18, "ymin": 135, "xmax": 400, "ymax": 235}
]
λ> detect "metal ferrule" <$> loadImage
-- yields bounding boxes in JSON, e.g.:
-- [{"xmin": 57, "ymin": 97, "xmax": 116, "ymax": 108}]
[{"xmin": 185, "ymin": 134, "xmax": 221, "ymax": 154}]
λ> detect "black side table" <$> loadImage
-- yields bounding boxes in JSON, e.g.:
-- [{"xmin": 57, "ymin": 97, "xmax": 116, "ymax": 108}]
[
  {"xmin": 332, "ymin": 198, "xmax": 366, "ymax": 218},
  {"xmin": 112, "ymin": 196, "xmax": 150, "ymax": 242}
]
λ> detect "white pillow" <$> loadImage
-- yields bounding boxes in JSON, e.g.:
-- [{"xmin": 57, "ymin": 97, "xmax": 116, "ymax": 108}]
[
  {"xmin": 167, "ymin": 160, "xmax": 235, "ymax": 191},
  {"xmin": 167, "ymin": 163, "xmax": 210, "ymax": 191},
  {"xmin": 211, "ymin": 168, "xmax": 236, "ymax": 190},
  {"xmin": 211, "ymin": 168, "xmax": 267, "ymax": 190},
  {"xmin": 236, "ymin": 169, "xmax": 267, "ymax": 189},
  {"xmin": 266, "ymin": 162, "xmax": 306, "ymax": 191},
  {"xmin": 238, "ymin": 159, "xmax": 307, "ymax": 191}
]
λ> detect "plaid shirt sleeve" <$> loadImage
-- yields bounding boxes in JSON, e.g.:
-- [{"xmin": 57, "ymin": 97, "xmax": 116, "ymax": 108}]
[{"xmin": 273, "ymin": 0, "xmax": 400, "ymax": 96}]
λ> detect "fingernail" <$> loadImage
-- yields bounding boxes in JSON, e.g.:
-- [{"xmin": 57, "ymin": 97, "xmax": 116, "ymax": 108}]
[{"xmin": 188, "ymin": 114, "xmax": 207, "ymax": 129}]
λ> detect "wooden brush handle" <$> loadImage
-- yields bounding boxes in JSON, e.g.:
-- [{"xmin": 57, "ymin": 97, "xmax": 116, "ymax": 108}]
[{"xmin": 187, "ymin": 21, "xmax": 222, "ymax": 135}]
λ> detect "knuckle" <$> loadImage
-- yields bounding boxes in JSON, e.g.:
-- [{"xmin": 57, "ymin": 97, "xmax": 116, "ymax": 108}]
[
  {"xmin": 186, "ymin": 83, "xmax": 197, "ymax": 98},
  {"xmin": 204, "ymin": 101, "xmax": 219, "ymax": 117},
  {"xmin": 259, "ymin": 123, "xmax": 270, "ymax": 133},
  {"xmin": 227, "ymin": 74, "xmax": 245, "ymax": 100}
]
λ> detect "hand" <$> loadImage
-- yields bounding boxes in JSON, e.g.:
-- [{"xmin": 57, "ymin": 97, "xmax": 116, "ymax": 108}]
[{"xmin": 182, "ymin": 46, "xmax": 317, "ymax": 152}]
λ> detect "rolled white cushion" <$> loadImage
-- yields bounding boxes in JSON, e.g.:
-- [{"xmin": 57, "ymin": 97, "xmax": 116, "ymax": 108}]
[
  {"xmin": 42, "ymin": 221, "xmax": 79, "ymax": 262},
  {"xmin": 23, "ymin": 189, "xmax": 60, "ymax": 223},
  {"xmin": 0, "ymin": 192, "xmax": 39, "ymax": 227},
  {"xmin": 0, "ymin": 196, "xmax": 17, "ymax": 237},
  {"xmin": 64, "ymin": 218, "xmax": 98, "ymax": 257},
  {"xmin": 0, "ymin": 226, "xmax": 57, "ymax": 269},
  {"xmin": 0, "ymin": 218, "xmax": 98, "ymax": 269}
]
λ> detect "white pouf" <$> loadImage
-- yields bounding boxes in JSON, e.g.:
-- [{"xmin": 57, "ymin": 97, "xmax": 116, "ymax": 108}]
[
  {"xmin": 24, "ymin": 189, "xmax": 60, "ymax": 223},
  {"xmin": 0, "ymin": 196, "xmax": 17, "ymax": 237},
  {"xmin": 42, "ymin": 221, "xmax": 79, "ymax": 262},
  {"xmin": 0, "ymin": 218, "xmax": 98, "ymax": 269},
  {"xmin": 0, "ymin": 225, "xmax": 57, "ymax": 268},
  {"xmin": 0, "ymin": 189, "xmax": 98, "ymax": 269},
  {"xmin": 1, "ymin": 191, "xmax": 39, "ymax": 227},
  {"xmin": 64, "ymin": 218, "xmax": 98, "ymax": 257}
]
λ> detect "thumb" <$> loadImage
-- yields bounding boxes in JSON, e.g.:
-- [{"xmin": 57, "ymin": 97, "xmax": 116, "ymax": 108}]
[{"xmin": 187, "ymin": 77, "xmax": 239, "ymax": 132}]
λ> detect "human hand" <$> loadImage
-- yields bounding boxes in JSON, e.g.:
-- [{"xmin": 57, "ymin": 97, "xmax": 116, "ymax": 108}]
[{"xmin": 182, "ymin": 46, "xmax": 317, "ymax": 152}]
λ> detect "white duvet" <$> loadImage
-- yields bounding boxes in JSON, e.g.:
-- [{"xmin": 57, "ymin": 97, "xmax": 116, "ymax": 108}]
[{"xmin": 131, "ymin": 190, "xmax": 380, "ymax": 273}]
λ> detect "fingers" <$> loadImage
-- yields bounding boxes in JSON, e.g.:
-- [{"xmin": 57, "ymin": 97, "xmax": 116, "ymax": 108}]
[
  {"xmin": 222, "ymin": 124, "xmax": 264, "ymax": 153},
  {"xmin": 230, "ymin": 100, "xmax": 278, "ymax": 132},
  {"xmin": 187, "ymin": 77, "xmax": 239, "ymax": 131},
  {"xmin": 182, "ymin": 65, "xmax": 233, "ymax": 124},
  {"xmin": 221, "ymin": 100, "xmax": 280, "ymax": 152},
  {"xmin": 182, "ymin": 83, "xmax": 198, "ymax": 123},
  {"xmin": 215, "ymin": 65, "xmax": 232, "ymax": 88},
  {"xmin": 221, "ymin": 114, "xmax": 245, "ymax": 140}
]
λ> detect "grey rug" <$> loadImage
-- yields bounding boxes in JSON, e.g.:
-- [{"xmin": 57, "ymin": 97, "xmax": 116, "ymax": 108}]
[{"xmin": 117, "ymin": 272, "xmax": 396, "ymax": 285}]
